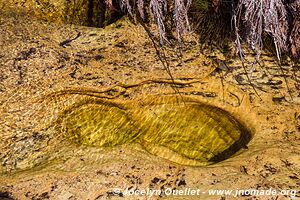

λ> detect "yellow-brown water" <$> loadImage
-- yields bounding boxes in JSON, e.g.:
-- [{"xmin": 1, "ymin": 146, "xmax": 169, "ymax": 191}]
[{"xmin": 48, "ymin": 81, "xmax": 251, "ymax": 167}]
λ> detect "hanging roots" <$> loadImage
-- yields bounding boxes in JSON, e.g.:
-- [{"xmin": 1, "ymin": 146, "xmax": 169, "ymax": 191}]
[
  {"xmin": 103, "ymin": 0, "xmax": 299, "ymax": 61},
  {"xmin": 233, "ymin": 0, "xmax": 289, "ymax": 61}
]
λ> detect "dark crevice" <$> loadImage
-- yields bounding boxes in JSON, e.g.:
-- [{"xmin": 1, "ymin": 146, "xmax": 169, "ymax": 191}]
[
  {"xmin": 86, "ymin": 0, "xmax": 124, "ymax": 28},
  {"xmin": 0, "ymin": 191, "xmax": 15, "ymax": 200},
  {"xmin": 87, "ymin": 0, "xmax": 94, "ymax": 27}
]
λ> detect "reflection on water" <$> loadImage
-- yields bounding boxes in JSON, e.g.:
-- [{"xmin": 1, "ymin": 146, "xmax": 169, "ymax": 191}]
[{"xmin": 50, "ymin": 80, "xmax": 251, "ymax": 167}]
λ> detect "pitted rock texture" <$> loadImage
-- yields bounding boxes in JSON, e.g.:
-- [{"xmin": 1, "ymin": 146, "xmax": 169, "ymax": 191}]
[{"xmin": 0, "ymin": 14, "xmax": 299, "ymax": 200}]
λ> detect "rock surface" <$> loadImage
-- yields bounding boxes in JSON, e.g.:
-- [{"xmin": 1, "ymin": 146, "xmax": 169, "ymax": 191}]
[
  {"xmin": 0, "ymin": 0, "xmax": 108, "ymax": 27},
  {"xmin": 0, "ymin": 11, "xmax": 299, "ymax": 200}
]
